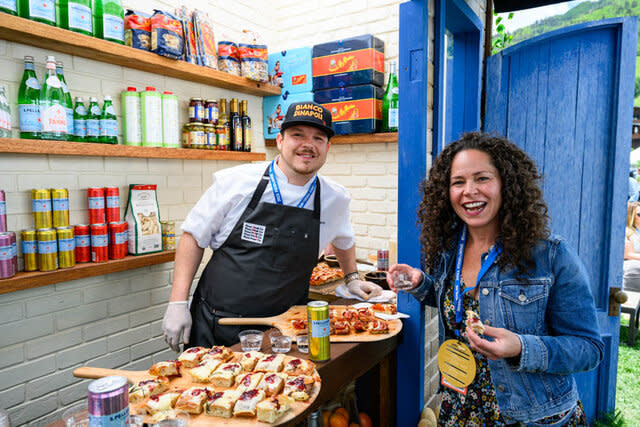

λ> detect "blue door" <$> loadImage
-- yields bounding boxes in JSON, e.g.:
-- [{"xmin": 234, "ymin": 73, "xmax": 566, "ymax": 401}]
[{"xmin": 484, "ymin": 17, "xmax": 638, "ymax": 422}]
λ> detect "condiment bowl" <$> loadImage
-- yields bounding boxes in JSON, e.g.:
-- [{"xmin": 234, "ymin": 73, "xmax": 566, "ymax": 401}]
[{"xmin": 364, "ymin": 270, "xmax": 389, "ymax": 290}]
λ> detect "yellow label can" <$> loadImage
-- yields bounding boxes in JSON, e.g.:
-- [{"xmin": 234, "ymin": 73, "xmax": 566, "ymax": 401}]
[
  {"xmin": 51, "ymin": 188, "xmax": 70, "ymax": 228},
  {"xmin": 56, "ymin": 226, "xmax": 75, "ymax": 268},
  {"xmin": 32, "ymin": 189, "xmax": 52, "ymax": 229},
  {"xmin": 21, "ymin": 229, "xmax": 38, "ymax": 272},
  {"xmin": 37, "ymin": 228, "xmax": 58, "ymax": 271},
  {"xmin": 307, "ymin": 300, "xmax": 331, "ymax": 362}
]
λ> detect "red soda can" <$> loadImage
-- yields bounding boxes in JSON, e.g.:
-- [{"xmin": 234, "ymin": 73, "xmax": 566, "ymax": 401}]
[
  {"xmin": 74, "ymin": 224, "xmax": 91, "ymax": 263},
  {"xmin": 87, "ymin": 187, "xmax": 105, "ymax": 224},
  {"xmin": 105, "ymin": 187, "xmax": 120, "ymax": 223},
  {"xmin": 108, "ymin": 221, "xmax": 128, "ymax": 259},
  {"xmin": 90, "ymin": 223, "xmax": 108, "ymax": 262}
]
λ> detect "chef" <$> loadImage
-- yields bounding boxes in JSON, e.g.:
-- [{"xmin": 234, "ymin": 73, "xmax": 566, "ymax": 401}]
[{"xmin": 162, "ymin": 102, "xmax": 383, "ymax": 350}]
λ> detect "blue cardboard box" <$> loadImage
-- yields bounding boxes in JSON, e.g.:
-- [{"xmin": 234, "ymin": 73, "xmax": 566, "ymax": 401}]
[
  {"xmin": 263, "ymin": 91, "xmax": 314, "ymax": 138},
  {"xmin": 314, "ymin": 84, "xmax": 383, "ymax": 135},
  {"xmin": 268, "ymin": 47, "xmax": 313, "ymax": 94}
]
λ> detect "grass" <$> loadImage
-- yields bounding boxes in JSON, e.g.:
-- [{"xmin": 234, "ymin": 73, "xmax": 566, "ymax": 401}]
[{"xmin": 613, "ymin": 315, "xmax": 640, "ymax": 426}]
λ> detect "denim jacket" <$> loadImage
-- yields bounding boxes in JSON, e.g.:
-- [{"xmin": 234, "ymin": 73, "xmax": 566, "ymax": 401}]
[{"xmin": 410, "ymin": 235, "xmax": 604, "ymax": 425}]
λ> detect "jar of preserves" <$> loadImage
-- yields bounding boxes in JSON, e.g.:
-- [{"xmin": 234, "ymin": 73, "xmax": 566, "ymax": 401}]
[
  {"xmin": 204, "ymin": 123, "xmax": 216, "ymax": 149},
  {"xmin": 205, "ymin": 99, "xmax": 219, "ymax": 125},
  {"xmin": 182, "ymin": 123, "xmax": 191, "ymax": 148},
  {"xmin": 190, "ymin": 122, "xmax": 205, "ymax": 149},
  {"xmin": 189, "ymin": 97, "xmax": 205, "ymax": 123}
]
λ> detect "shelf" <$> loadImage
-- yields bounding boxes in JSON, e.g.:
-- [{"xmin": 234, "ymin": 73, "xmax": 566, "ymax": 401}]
[
  {"xmin": 0, "ymin": 15, "xmax": 280, "ymax": 97},
  {"xmin": 0, "ymin": 250, "xmax": 176, "ymax": 295},
  {"xmin": 0, "ymin": 138, "xmax": 266, "ymax": 161},
  {"xmin": 264, "ymin": 132, "xmax": 398, "ymax": 147}
]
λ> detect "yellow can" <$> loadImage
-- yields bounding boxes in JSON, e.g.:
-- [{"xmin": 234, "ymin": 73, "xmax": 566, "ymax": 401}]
[
  {"xmin": 56, "ymin": 226, "xmax": 75, "ymax": 268},
  {"xmin": 161, "ymin": 220, "xmax": 176, "ymax": 251},
  {"xmin": 51, "ymin": 188, "xmax": 70, "ymax": 228},
  {"xmin": 307, "ymin": 301, "xmax": 331, "ymax": 362},
  {"xmin": 37, "ymin": 228, "xmax": 58, "ymax": 271},
  {"xmin": 31, "ymin": 189, "xmax": 52, "ymax": 229},
  {"xmin": 21, "ymin": 229, "xmax": 38, "ymax": 272}
]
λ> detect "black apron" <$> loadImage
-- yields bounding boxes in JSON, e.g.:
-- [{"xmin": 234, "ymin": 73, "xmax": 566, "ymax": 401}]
[{"xmin": 189, "ymin": 166, "xmax": 321, "ymax": 347}]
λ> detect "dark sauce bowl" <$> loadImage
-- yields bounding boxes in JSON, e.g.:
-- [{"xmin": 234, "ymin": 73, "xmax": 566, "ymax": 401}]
[{"xmin": 364, "ymin": 270, "xmax": 389, "ymax": 290}]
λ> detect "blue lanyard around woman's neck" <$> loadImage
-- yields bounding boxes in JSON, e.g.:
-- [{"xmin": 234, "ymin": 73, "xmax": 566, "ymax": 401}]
[
  {"xmin": 269, "ymin": 159, "xmax": 317, "ymax": 208},
  {"xmin": 453, "ymin": 225, "xmax": 502, "ymax": 336}
]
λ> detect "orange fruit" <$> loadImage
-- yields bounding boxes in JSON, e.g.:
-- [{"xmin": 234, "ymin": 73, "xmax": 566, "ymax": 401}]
[
  {"xmin": 359, "ymin": 412, "xmax": 373, "ymax": 427},
  {"xmin": 322, "ymin": 410, "xmax": 332, "ymax": 426},
  {"xmin": 329, "ymin": 413, "xmax": 349, "ymax": 427},
  {"xmin": 334, "ymin": 407, "xmax": 349, "ymax": 420},
  {"xmin": 349, "ymin": 423, "xmax": 360, "ymax": 427}
]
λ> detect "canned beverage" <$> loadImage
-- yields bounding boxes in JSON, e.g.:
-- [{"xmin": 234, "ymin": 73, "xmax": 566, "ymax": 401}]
[
  {"xmin": 51, "ymin": 188, "xmax": 70, "ymax": 228},
  {"xmin": 74, "ymin": 224, "xmax": 91, "ymax": 263},
  {"xmin": 56, "ymin": 226, "xmax": 76, "ymax": 268},
  {"xmin": 88, "ymin": 376, "xmax": 129, "ymax": 426},
  {"xmin": 307, "ymin": 300, "xmax": 330, "ymax": 362},
  {"xmin": 0, "ymin": 232, "xmax": 16, "ymax": 279},
  {"xmin": 105, "ymin": 187, "xmax": 120, "ymax": 223},
  {"xmin": 0, "ymin": 189, "xmax": 6, "ymax": 232},
  {"xmin": 161, "ymin": 220, "xmax": 176, "ymax": 251},
  {"xmin": 21, "ymin": 229, "xmax": 38, "ymax": 271},
  {"xmin": 108, "ymin": 221, "xmax": 128, "ymax": 259},
  {"xmin": 90, "ymin": 223, "xmax": 109, "ymax": 262},
  {"xmin": 88, "ymin": 187, "xmax": 106, "ymax": 224},
  {"xmin": 37, "ymin": 228, "xmax": 58, "ymax": 271},
  {"xmin": 32, "ymin": 189, "xmax": 52, "ymax": 229},
  {"xmin": 8, "ymin": 230, "xmax": 16, "ymax": 273},
  {"xmin": 377, "ymin": 249, "xmax": 389, "ymax": 271}
]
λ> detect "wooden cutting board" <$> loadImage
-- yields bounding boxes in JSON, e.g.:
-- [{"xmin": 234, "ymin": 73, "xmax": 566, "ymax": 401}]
[
  {"xmin": 73, "ymin": 353, "xmax": 321, "ymax": 426},
  {"xmin": 218, "ymin": 305, "xmax": 403, "ymax": 342}
]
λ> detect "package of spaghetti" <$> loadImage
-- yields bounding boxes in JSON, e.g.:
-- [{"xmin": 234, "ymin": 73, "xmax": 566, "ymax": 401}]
[
  {"xmin": 150, "ymin": 10, "xmax": 184, "ymax": 60},
  {"xmin": 175, "ymin": 6, "xmax": 197, "ymax": 64},
  {"xmin": 193, "ymin": 10, "xmax": 217, "ymax": 69},
  {"xmin": 124, "ymin": 10, "xmax": 151, "ymax": 51}
]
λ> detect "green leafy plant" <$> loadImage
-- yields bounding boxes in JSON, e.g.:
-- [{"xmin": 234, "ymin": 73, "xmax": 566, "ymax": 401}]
[
  {"xmin": 594, "ymin": 409, "xmax": 626, "ymax": 427},
  {"xmin": 492, "ymin": 11, "xmax": 514, "ymax": 54}
]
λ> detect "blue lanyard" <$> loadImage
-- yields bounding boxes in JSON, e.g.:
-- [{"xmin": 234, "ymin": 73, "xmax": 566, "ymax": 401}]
[
  {"xmin": 453, "ymin": 225, "xmax": 502, "ymax": 335},
  {"xmin": 269, "ymin": 160, "xmax": 317, "ymax": 209}
]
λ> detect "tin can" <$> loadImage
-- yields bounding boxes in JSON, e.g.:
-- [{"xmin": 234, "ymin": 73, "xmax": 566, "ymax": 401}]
[
  {"xmin": 161, "ymin": 220, "xmax": 176, "ymax": 250},
  {"xmin": 88, "ymin": 187, "xmax": 106, "ymax": 225},
  {"xmin": 51, "ymin": 188, "xmax": 70, "ymax": 228},
  {"xmin": 105, "ymin": 187, "xmax": 120, "ymax": 223},
  {"xmin": 307, "ymin": 300, "xmax": 331, "ymax": 362},
  {"xmin": 8, "ymin": 231, "xmax": 16, "ymax": 273},
  {"xmin": 56, "ymin": 226, "xmax": 75, "ymax": 268},
  {"xmin": 88, "ymin": 376, "xmax": 129, "ymax": 426},
  {"xmin": 74, "ymin": 224, "xmax": 91, "ymax": 263},
  {"xmin": 0, "ymin": 232, "xmax": 16, "ymax": 279},
  {"xmin": 108, "ymin": 221, "xmax": 128, "ymax": 260},
  {"xmin": 377, "ymin": 249, "xmax": 389, "ymax": 271},
  {"xmin": 90, "ymin": 223, "xmax": 109, "ymax": 262},
  {"xmin": 0, "ymin": 189, "xmax": 6, "ymax": 232},
  {"xmin": 32, "ymin": 189, "xmax": 52, "ymax": 229},
  {"xmin": 21, "ymin": 229, "xmax": 38, "ymax": 271},
  {"xmin": 37, "ymin": 228, "xmax": 58, "ymax": 271}
]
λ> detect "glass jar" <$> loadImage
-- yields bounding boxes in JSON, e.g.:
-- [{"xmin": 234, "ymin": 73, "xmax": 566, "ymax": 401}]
[
  {"xmin": 204, "ymin": 123, "xmax": 216, "ymax": 150},
  {"xmin": 205, "ymin": 99, "xmax": 219, "ymax": 125},
  {"xmin": 189, "ymin": 122, "xmax": 205, "ymax": 149},
  {"xmin": 188, "ymin": 98, "xmax": 205, "ymax": 123},
  {"xmin": 181, "ymin": 123, "xmax": 191, "ymax": 148}
]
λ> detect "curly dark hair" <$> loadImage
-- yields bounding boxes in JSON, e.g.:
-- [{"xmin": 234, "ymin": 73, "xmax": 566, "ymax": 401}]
[{"xmin": 418, "ymin": 132, "xmax": 549, "ymax": 276}]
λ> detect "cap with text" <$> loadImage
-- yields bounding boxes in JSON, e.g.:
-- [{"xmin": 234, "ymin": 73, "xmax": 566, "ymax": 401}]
[{"xmin": 280, "ymin": 101, "xmax": 334, "ymax": 138}]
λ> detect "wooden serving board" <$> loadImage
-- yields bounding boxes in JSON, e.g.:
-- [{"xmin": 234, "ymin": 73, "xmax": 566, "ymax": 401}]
[
  {"xmin": 218, "ymin": 305, "xmax": 403, "ymax": 342},
  {"xmin": 74, "ymin": 353, "xmax": 321, "ymax": 426}
]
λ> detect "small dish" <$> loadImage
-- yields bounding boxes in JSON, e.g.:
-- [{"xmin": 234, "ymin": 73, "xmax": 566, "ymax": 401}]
[
  {"xmin": 323, "ymin": 254, "xmax": 339, "ymax": 267},
  {"xmin": 364, "ymin": 270, "xmax": 389, "ymax": 290}
]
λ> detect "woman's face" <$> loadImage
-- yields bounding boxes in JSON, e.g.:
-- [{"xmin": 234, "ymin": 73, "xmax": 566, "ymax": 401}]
[
  {"xmin": 449, "ymin": 149, "xmax": 502, "ymax": 236},
  {"xmin": 634, "ymin": 207, "xmax": 640, "ymax": 229}
]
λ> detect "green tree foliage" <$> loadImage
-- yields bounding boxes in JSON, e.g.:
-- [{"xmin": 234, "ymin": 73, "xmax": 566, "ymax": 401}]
[{"xmin": 492, "ymin": 12, "xmax": 515, "ymax": 54}]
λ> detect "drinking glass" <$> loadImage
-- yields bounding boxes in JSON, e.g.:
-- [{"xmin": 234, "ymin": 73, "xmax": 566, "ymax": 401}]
[
  {"xmin": 392, "ymin": 271, "xmax": 413, "ymax": 291},
  {"xmin": 151, "ymin": 411, "xmax": 189, "ymax": 427},
  {"xmin": 62, "ymin": 403, "xmax": 89, "ymax": 427},
  {"xmin": 238, "ymin": 329, "xmax": 264, "ymax": 352},
  {"xmin": 297, "ymin": 334, "xmax": 309, "ymax": 353},
  {"xmin": 270, "ymin": 335, "xmax": 292, "ymax": 353}
]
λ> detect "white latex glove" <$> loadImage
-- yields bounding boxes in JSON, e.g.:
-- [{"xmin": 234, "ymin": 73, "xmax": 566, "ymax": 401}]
[
  {"xmin": 347, "ymin": 279, "xmax": 383, "ymax": 300},
  {"xmin": 162, "ymin": 301, "xmax": 192, "ymax": 352}
]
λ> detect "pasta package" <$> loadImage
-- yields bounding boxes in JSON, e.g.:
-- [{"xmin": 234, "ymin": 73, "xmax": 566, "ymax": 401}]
[
  {"xmin": 218, "ymin": 41, "xmax": 240, "ymax": 75},
  {"xmin": 125, "ymin": 184, "xmax": 162, "ymax": 255},
  {"xmin": 193, "ymin": 10, "xmax": 217, "ymax": 69},
  {"xmin": 151, "ymin": 10, "xmax": 184, "ymax": 60},
  {"xmin": 124, "ymin": 10, "xmax": 151, "ymax": 51},
  {"xmin": 239, "ymin": 43, "xmax": 268, "ymax": 82},
  {"xmin": 175, "ymin": 6, "xmax": 197, "ymax": 64}
]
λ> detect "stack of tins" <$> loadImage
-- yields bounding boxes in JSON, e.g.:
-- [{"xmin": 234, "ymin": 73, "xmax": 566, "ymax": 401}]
[
  {"xmin": 87, "ymin": 187, "xmax": 128, "ymax": 263},
  {"xmin": 0, "ymin": 190, "xmax": 16, "ymax": 279}
]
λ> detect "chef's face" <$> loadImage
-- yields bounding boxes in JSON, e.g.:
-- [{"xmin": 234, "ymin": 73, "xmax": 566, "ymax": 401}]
[{"xmin": 276, "ymin": 125, "xmax": 330, "ymax": 184}]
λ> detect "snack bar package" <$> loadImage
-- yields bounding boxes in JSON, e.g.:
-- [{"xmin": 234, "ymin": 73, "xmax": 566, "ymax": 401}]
[
  {"xmin": 193, "ymin": 10, "xmax": 217, "ymax": 69},
  {"xmin": 151, "ymin": 10, "xmax": 184, "ymax": 60},
  {"xmin": 124, "ymin": 10, "xmax": 151, "ymax": 51},
  {"xmin": 218, "ymin": 41, "xmax": 240, "ymax": 75},
  {"xmin": 125, "ymin": 184, "xmax": 162, "ymax": 255}
]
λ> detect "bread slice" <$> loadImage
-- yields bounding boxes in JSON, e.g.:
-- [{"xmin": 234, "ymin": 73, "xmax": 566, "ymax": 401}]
[
  {"xmin": 202, "ymin": 345, "xmax": 234, "ymax": 362},
  {"xmin": 188, "ymin": 358, "xmax": 222, "ymax": 383},
  {"xmin": 257, "ymin": 372, "xmax": 287, "ymax": 396},
  {"xmin": 204, "ymin": 390, "xmax": 240, "ymax": 419},
  {"xmin": 128, "ymin": 377, "xmax": 169, "ymax": 403},
  {"xmin": 238, "ymin": 351, "xmax": 264, "ymax": 372},
  {"xmin": 283, "ymin": 375, "xmax": 314, "ymax": 401},
  {"xmin": 177, "ymin": 346, "xmax": 208, "ymax": 368},
  {"xmin": 254, "ymin": 353, "xmax": 285, "ymax": 373},
  {"xmin": 235, "ymin": 372, "xmax": 264, "ymax": 394},
  {"xmin": 141, "ymin": 389, "xmax": 183, "ymax": 414},
  {"xmin": 210, "ymin": 362, "xmax": 242, "ymax": 387},
  {"xmin": 465, "ymin": 310, "xmax": 485, "ymax": 334},
  {"xmin": 282, "ymin": 358, "xmax": 315, "ymax": 376},
  {"xmin": 233, "ymin": 389, "xmax": 266, "ymax": 417},
  {"xmin": 148, "ymin": 360, "xmax": 181, "ymax": 377},
  {"xmin": 256, "ymin": 395, "xmax": 292, "ymax": 424},
  {"xmin": 174, "ymin": 386, "xmax": 212, "ymax": 414}
]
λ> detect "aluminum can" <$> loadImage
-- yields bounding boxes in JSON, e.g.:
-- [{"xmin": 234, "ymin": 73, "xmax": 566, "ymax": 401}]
[
  {"xmin": 377, "ymin": 249, "xmax": 389, "ymax": 271},
  {"xmin": 0, "ymin": 232, "xmax": 16, "ymax": 279},
  {"xmin": 32, "ymin": 189, "xmax": 52, "ymax": 229},
  {"xmin": 161, "ymin": 220, "xmax": 176, "ymax": 250},
  {"xmin": 90, "ymin": 223, "xmax": 109, "ymax": 262},
  {"xmin": 51, "ymin": 188, "xmax": 70, "ymax": 228},
  {"xmin": 88, "ymin": 187, "xmax": 106, "ymax": 225},
  {"xmin": 21, "ymin": 229, "xmax": 38, "ymax": 271},
  {"xmin": 37, "ymin": 228, "xmax": 58, "ymax": 271},
  {"xmin": 105, "ymin": 187, "xmax": 120, "ymax": 223},
  {"xmin": 56, "ymin": 226, "xmax": 75, "ymax": 268},
  {"xmin": 307, "ymin": 300, "xmax": 330, "ymax": 362},
  {"xmin": 74, "ymin": 224, "xmax": 91, "ymax": 263},
  {"xmin": 108, "ymin": 221, "xmax": 128, "ymax": 259},
  {"xmin": 0, "ymin": 189, "xmax": 6, "ymax": 232},
  {"xmin": 88, "ymin": 376, "xmax": 129, "ymax": 426},
  {"xmin": 8, "ymin": 230, "xmax": 16, "ymax": 273}
]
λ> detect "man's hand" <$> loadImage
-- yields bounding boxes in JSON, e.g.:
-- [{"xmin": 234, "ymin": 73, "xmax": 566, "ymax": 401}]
[
  {"xmin": 347, "ymin": 279, "xmax": 383, "ymax": 300},
  {"xmin": 162, "ymin": 301, "xmax": 192, "ymax": 352}
]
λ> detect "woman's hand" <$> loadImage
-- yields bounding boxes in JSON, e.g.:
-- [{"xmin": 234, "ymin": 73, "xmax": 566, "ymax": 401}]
[
  {"xmin": 466, "ymin": 325, "xmax": 522, "ymax": 361},
  {"xmin": 387, "ymin": 263, "xmax": 422, "ymax": 293}
]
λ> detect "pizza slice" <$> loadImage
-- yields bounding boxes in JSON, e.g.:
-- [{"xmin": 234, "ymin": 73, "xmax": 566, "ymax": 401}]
[
  {"xmin": 283, "ymin": 375, "xmax": 315, "ymax": 401},
  {"xmin": 290, "ymin": 319, "xmax": 308, "ymax": 333},
  {"xmin": 189, "ymin": 358, "xmax": 222, "ymax": 383},
  {"xmin": 201, "ymin": 345, "xmax": 234, "ymax": 362},
  {"xmin": 368, "ymin": 319, "xmax": 390, "ymax": 334},
  {"xmin": 129, "ymin": 377, "xmax": 169, "ymax": 403},
  {"xmin": 210, "ymin": 362, "xmax": 243, "ymax": 387},
  {"xmin": 283, "ymin": 358, "xmax": 316, "ymax": 376},
  {"xmin": 174, "ymin": 387, "xmax": 212, "ymax": 414},
  {"xmin": 140, "ymin": 389, "xmax": 184, "ymax": 414},
  {"xmin": 309, "ymin": 262, "xmax": 345, "ymax": 286},
  {"xmin": 339, "ymin": 308, "xmax": 358, "ymax": 322},
  {"xmin": 148, "ymin": 360, "xmax": 181, "ymax": 377},
  {"xmin": 257, "ymin": 395, "xmax": 292, "ymax": 424},
  {"xmin": 254, "ymin": 353, "xmax": 285, "ymax": 373},
  {"xmin": 356, "ymin": 307, "xmax": 376, "ymax": 322},
  {"xmin": 238, "ymin": 351, "xmax": 264, "ymax": 372},
  {"xmin": 466, "ymin": 310, "xmax": 486, "ymax": 334},
  {"xmin": 333, "ymin": 320, "xmax": 351, "ymax": 335},
  {"xmin": 351, "ymin": 319, "xmax": 368, "ymax": 333},
  {"xmin": 233, "ymin": 389, "xmax": 266, "ymax": 417},
  {"xmin": 235, "ymin": 371, "xmax": 264, "ymax": 393},
  {"xmin": 204, "ymin": 390, "xmax": 241, "ymax": 419},
  {"xmin": 256, "ymin": 372, "xmax": 287, "ymax": 396},
  {"xmin": 372, "ymin": 303, "xmax": 397, "ymax": 315},
  {"xmin": 177, "ymin": 346, "xmax": 208, "ymax": 368}
]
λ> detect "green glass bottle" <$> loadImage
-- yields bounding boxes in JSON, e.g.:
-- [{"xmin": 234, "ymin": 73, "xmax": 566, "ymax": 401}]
[
  {"xmin": 72, "ymin": 97, "xmax": 87, "ymax": 142},
  {"xmin": 56, "ymin": 61, "xmax": 74, "ymax": 140},
  {"xmin": 382, "ymin": 61, "xmax": 399, "ymax": 132},
  {"xmin": 99, "ymin": 95, "xmax": 117, "ymax": 144},
  {"xmin": 86, "ymin": 96, "xmax": 101, "ymax": 142},
  {"xmin": 93, "ymin": 0, "xmax": 124, "ymax": 44},
  {"xmin": 40, "ymin": 56, "xmax": 68, "ymax": 140},
  {"xmin": 19, "ymin": 0, "xmax": 56, "ymax": 25},
  {"xmin": 59, "ymin": 0, "xmax": 93, "ymax": 35},
  {"xmin": 18, "ymin": 55, "xmax": 41, "ymax": 139},
  {"xmin": 0, "ymin": 0, "xmax": 18, "ymax": 15}
]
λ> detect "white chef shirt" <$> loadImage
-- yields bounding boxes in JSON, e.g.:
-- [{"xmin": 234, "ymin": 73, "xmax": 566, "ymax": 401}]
[{"xmin": 182, "ymin": 161, "xmax": 356, "ymax": 256}]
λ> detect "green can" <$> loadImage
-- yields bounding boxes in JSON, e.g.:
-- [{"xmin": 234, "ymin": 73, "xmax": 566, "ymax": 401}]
[
  {"xmin": 37, "ymin": 228, "xmax": 58, "ymax": 271},
  {"xmin": 32, "ymin": 189, "xmax": 52, "ymax": 229},
  {"xmin": 56, "ymin": 226, "xmax": 75, "ymax": 268},
  {"xmin": 307, "ymin": 300, "xmax": 331, "ymax": 362},
  {"xmin": 21, "ymin": 229, "xmax": 38, "ymax": 272},
  {"xmin": 51, "ymin": 188, "xmax": 70, "ymax": 228}
]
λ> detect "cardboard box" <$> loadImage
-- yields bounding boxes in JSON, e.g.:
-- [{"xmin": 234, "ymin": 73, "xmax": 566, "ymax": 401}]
[
  {"xmin": 268, "ymin": 47, "xmax": 313, "ymax": 94},
  {"xmin": 314, "ymin": 85, "xmax": 383, "ymax": 135},
  {"xmin": 312, "ymin": 34, "xmax": 384, "ymax": 91},
  {"xmin": 263, "ymin": 91, "xmax": 314, "ymax": 138}
]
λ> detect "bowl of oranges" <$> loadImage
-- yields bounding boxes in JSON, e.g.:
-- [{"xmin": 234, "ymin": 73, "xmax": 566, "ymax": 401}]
[{"xmin": 322, "ymin": 406, "xmax": 372, "ymax": 427}]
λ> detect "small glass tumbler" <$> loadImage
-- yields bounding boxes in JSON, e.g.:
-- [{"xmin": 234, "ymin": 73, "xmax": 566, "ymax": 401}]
[
  {"xmin": 392, "ymin": 271, "xmax": 414, "ymax": 291},
  {"xmin": 270, "ymin": 335, "xmax": 292, "ymax": 353},
  {"xmin": 238, "ymin": 329, "xmax": 264, "ymax": 352},
  {"xmin": 62, "ymin": 403, "xmax": 89, "ymax": 427},
  {"xmin": 297, "ymin": 334, "xmax": 309, "ymax": 353},
  {"xmin": 151, "ymin": 411, "xmax": 189, "ymax": 427}
]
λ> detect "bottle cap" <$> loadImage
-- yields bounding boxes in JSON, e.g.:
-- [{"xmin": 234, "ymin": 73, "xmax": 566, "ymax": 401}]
[
  {"xmin": 104, "ymin": 95, "xmax": 112, "ymax": 101},
  {"xmin": 163, "ymin": 91, "xmax": 173, "ymax": 95},
  {"xmin": 90, "ymin": 96, "xmax": 98, "ymax": 102},
  {"xmin": 46, "ymin": 55, "xmax": 56, "ymax": 63},
  {"xmin": 127, "ymin": 87, "xmax": 137, "ymax": 92},
  {"xmin": 56, "ymin": 61, "xmax": 63, "ymax": 67},
  {"xmin": 24, "ymin": 55, "xmax": 34, "ymax": 61},
  {"xmin": 145, "ymin": 86, "xmax": 156, "ymax": 91},
  {"xmin": 75, "ymin": 97, "xmax": 84, "ymax": 102}
]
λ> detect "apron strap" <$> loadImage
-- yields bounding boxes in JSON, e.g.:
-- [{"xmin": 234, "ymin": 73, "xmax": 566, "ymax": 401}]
[
  {"xmin": 312, "ymin": 178, "xmax": 321, "ymax": 220},
  {"xmin": 248, "ymin": 166, "xmax": 271, "ymax": 210}
]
